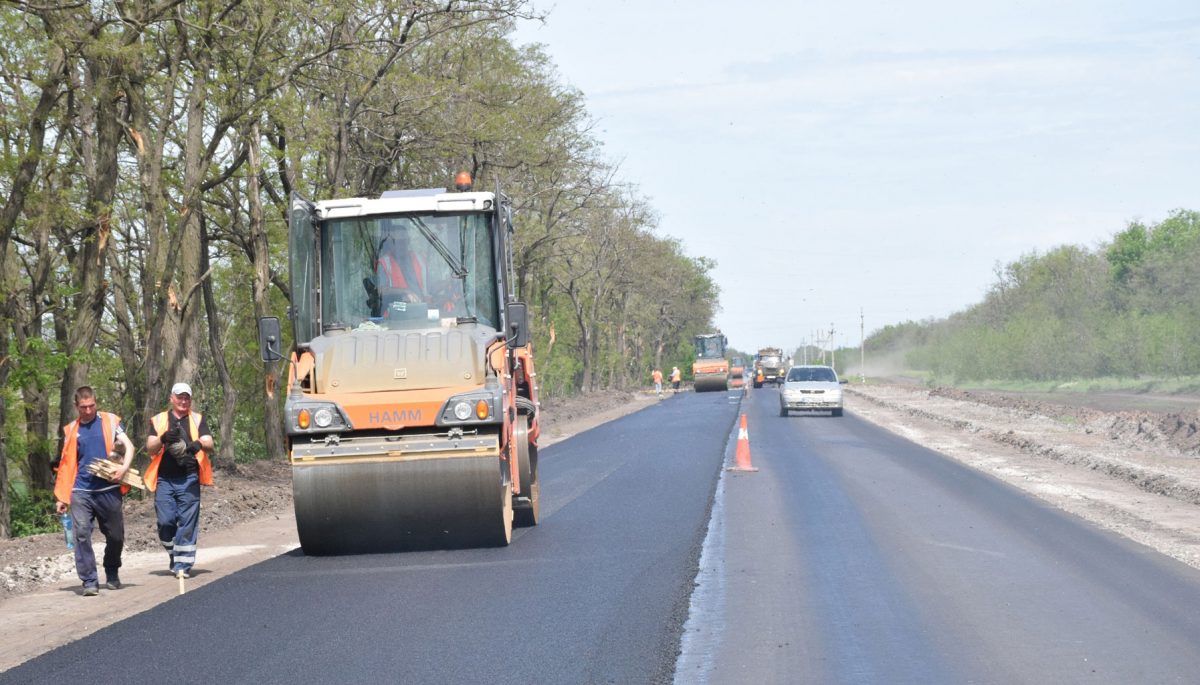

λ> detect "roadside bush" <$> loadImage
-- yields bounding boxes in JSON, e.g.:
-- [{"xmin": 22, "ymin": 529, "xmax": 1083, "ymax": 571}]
[{"xmin": 8, "ymin": 489, "xmax": 60, "ymax": 537}]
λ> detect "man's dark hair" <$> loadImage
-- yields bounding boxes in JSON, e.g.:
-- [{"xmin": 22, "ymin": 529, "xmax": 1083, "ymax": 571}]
[{"xmin": 74, "ymin": 386, "xmax": 96, "ymax": 405}]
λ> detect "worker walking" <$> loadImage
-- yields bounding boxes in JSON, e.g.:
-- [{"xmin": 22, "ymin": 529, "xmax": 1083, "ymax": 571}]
[
  {"xmin": 145, "ymin": 382, "xmax": 215, "ymax": 578},
  {"xmin": 652, "ymin": 368, "xmax": 664, "ymax": 397},
  {"xmin": 54, "ymin": 386, "xmax": 136, "ymax": 596},
  {"xmin": 670, "ymin": 366, "xmax": 682, "ymax": 394}
]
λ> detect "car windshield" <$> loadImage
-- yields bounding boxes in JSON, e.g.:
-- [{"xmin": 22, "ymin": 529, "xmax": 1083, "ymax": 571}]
[
  {"xmin": 319, "ymin": 212, "xmax": 499, "ymax": 331},
  {"xmin": 787, "ymin": 367, "xmax": 837, "ymax": 383}
]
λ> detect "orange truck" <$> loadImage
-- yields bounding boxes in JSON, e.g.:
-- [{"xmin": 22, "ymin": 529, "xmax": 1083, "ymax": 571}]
[
  {"xmin": 258, "ymin": 173, "xmax": 540, "ymax": 554},
  {"xmin": 692, "ymin": 332, "xmax": 730, "ymax": 392}
]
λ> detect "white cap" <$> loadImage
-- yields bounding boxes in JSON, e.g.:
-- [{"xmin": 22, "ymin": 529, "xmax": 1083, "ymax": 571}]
[{"xmin": 171, "ymin": 382, "xmax": 193, "ymax": 396}]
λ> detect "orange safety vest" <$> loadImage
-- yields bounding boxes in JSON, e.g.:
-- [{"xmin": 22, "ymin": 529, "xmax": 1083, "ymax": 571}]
[
  {"xmin": 670, "ymin": 368, "xmax": 682, "ymax": 382},
  {"xmin": 55, "ymin": 412, "xmax": 129, "ymax": 503},
  {"xmin": 379, "ymin": 252, "xmax": 424, "ymax": 291},
  {"xmin": 144, "ymin": 411, "xmax": 214, "ymax": 492}
]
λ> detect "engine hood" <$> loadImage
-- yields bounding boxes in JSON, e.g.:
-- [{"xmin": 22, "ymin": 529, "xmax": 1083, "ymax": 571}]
[{"xmin": 307, "ymin": 326, "xmax": 492, "ymax": 394}]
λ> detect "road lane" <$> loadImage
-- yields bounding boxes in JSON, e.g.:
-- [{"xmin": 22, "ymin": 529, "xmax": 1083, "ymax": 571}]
[
  {"xmin": 1, "ymin": 391, "xmax": 738, "ymax": 684},
  {"xmin": 699, "ymin": 386, "xmax": 1200, "ymax": 684}
]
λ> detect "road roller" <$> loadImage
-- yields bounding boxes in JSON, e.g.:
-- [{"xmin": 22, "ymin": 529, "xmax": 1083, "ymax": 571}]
[
  {"xmin": 692, "ymin": 332, "xmax": 730, "ymax": 392},
  {"xmin": 259, "ymin": 173, "xmax": 540, "ymax": 554},
  {"xmin": 728, "ymin": 356, "xmax": 746, "ymax": 389}
]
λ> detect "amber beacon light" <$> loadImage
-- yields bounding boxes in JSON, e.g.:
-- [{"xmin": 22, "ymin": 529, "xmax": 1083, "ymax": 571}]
[{"xmin": 455, "ymin": 171, "xmax": 473, "ymax": 191}]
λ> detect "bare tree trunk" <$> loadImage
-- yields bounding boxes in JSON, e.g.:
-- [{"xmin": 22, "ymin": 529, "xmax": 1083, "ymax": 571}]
[
  {"xmin": 200, "ymin": 216, "xmax": 238, "ymax": 473},
  {"xmin": 58, "ymin": 54, "xmax": 124, "ymax": 442},
  {"xmin": 108, "ymin": 247, "xmax": 148, "ymax": 463},
  {"xmin": 22, "ymin": 389, "xmax": 53, "ymax": 490},
  {"xmin": 249, "ymin": 125, "xmax": 287, "ymax": 460},
  {"xmin": 0, "ymin": 317, "xmax": 11, "ymax": 536}
]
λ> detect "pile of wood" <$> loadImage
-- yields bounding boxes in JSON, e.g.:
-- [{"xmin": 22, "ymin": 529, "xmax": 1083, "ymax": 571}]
[{"xmin": 85, "ymin": 459, "xmax": 146, "ymax": 490}]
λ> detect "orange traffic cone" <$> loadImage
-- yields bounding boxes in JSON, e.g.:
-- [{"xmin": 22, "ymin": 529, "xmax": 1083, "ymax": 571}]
[{"xmin": 728, "ymin": 413, "xmax": 758, "ymax": 472}]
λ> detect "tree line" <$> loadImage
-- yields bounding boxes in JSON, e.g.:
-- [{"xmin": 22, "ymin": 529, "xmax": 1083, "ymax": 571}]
[
  {"xmin": 0, "ymin": 1, "xmax": 719, "ymax": 536},
  {"xmin": 861, "ymin": 209, "xmax": 1200, "ymax": 383}
]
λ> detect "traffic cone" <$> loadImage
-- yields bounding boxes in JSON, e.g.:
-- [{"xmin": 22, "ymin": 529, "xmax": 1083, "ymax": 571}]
[{"xmin": 728, "ymin": 413, "xmax": 758, "ymax": 472}]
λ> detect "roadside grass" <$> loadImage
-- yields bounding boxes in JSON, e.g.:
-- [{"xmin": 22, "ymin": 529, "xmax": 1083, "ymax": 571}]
[
  {"xmin": 956, "ymin": 376, "xmax": 1200, "ymax": 396},
  {"xmin": 856, "ymin": 372, "xmax": 1200, "ymax": 397}
]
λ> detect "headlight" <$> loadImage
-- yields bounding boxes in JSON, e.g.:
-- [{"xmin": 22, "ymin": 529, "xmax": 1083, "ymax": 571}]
[
  {"xmin": 440, "ymin": 390, "xmax": 501, "ymax": 425},
  {"xmin": 453, "ymin": 401, "xmax": 472, "ymax": 420},
  {"xmin": 289, "ymin": 402, "xmax": 348, "ymax": 433}
]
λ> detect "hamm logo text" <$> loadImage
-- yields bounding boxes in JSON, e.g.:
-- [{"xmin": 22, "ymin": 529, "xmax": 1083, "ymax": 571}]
[{"xmin": 369, "ymin": 409, "xmax": 422, "ymax": 424}]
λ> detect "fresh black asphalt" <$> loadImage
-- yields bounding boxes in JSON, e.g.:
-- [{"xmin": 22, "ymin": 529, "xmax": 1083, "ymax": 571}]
[{"xmin": 2, "ymin": 391, "xmax": 739, "ymax": 684}]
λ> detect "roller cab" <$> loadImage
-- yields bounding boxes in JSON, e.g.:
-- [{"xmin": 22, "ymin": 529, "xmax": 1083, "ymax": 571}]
[{"xmin": 264, "ymin": 178, "xmax": 540, "ymax": 554}]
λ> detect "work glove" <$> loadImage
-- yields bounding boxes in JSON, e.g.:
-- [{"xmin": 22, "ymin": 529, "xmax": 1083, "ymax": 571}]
[
  {"xmin": 185, "ymin": 440, "xmax": 203, "ymax": 457},
  {"xmin": 160, "ymin": 423, "xmax": 180, "ymax": 446},
  {"xmin": 170, "ymin": 440, "xmax": 199, "ymax": 473}
]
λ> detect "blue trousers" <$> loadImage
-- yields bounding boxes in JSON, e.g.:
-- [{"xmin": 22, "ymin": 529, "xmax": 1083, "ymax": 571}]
[
  {"xmin": 155, "ymin": 473, "xmax": 201, "ymax": 573},
  {"xmin": 70, "ymin": 488, "xmax": 124, "ymax": 586}
]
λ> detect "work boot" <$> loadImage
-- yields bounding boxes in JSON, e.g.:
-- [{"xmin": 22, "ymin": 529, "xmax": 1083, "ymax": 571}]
[
  {"xmin": 104, "ymin": 576, "xmax": 122, "ymax": 590},
  {"xmin": 82, "ymin": 584, "xmax": 99, "ymax": 597}
]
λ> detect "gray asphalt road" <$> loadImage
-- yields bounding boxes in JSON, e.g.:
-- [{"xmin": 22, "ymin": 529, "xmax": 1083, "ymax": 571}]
[
  {"xmin": 1, "ymin": 391, "xmax": 739, "ymax": 685},
  {"xmin": 687, "ymin": 386, "xmax": 1200, "ymax": 684},
  {"xmin": 11, "ymin": 385, "xmax": 1200, "ymax": 684}
]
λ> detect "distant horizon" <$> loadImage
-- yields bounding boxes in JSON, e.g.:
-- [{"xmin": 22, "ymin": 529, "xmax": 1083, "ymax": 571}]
[{"xmin": 515, "ymin": 1, "xmax": 1200, "ymax": 352}]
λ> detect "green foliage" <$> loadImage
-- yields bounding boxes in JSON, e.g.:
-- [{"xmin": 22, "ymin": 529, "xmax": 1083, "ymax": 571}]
[
  {"xmin": 870, "ymin": 210, "xmax": 1200, "ymax": 384},
  {"xmin": 8, "ymin": 488, "xmax": 59, "ymax": 537}
]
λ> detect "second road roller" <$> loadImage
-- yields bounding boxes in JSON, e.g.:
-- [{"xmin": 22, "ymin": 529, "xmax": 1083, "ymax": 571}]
[{"xmin": 259, "ymin": 172, "xmax": 540, "ymax": 554}]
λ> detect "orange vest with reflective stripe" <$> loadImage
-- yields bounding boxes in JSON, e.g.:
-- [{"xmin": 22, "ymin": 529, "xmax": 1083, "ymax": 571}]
[
  {"xmin": 55, "ymin": 412, "xmax": 128, "ymax": 502},
  {"xmin": 144, "ymin": 411, "xmax": 213, "ymax": 491}
]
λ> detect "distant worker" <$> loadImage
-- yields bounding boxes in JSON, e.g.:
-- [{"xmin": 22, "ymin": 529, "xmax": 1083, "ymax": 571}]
[
  {"xmin": 145, "ymin": 382, "xmax": 215, "ymax": 579},
  {"xmin": 652, "ymin": 368, "xmax": 664, "ymax": 397},
  {"xmin": 54, "ymin": 386, "xmax": 136, "ymax": 596},
  {"xmin": 670, "ymin": 366, "xmax": 682, "ymax": 394}
]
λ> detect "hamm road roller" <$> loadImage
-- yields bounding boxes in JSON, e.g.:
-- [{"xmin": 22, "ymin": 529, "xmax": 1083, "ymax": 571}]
[
  {"xmin": 692, "ymin": 332, "xmax": 730, "ymax": 392},
  {"xmin": 259, "ymin": 174, "xmax": 540, "ymax": 554}
]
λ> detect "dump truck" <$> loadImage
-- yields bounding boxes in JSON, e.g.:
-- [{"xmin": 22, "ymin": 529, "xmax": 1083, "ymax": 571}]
[
  {"xmin": 258, "ymin": 173, "xmax": 540, "ymax": 554},
  {"xmin": 692, "ymin": 332, "xmax": 730, "ymax": 392},
  {"xmin": 753, "ymin": 347, "xmax": 786, "ymax": 388}
]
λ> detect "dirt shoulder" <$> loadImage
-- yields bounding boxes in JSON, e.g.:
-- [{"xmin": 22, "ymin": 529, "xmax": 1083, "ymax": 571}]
[{"xmin": 0, "ymin": 389, "xmax": 661, "ymax": 671}]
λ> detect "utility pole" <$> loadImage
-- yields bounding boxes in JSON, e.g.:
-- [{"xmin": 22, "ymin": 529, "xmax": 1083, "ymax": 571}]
[
  {"xmin": 860, "ymin": 308, "xmax": 865, "ymax": 384},
  {"xmin": 829, "ymin": 322, "xmax": 836, "ymax": 369}
]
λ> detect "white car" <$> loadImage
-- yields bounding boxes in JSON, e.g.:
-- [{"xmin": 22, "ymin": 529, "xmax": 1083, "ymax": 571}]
[{"xmin": 779, "ymin": 365, "xmax": 845, "ymax": 417}]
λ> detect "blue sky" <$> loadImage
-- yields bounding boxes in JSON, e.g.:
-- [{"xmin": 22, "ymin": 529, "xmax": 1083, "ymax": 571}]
[{"xmin": 513, "ymin": 1, "xmax": 1200, "ymax": 354}]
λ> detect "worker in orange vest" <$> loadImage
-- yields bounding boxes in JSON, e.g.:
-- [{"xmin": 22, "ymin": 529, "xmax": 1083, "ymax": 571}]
[
  {"xmin": 378, "ymin": 228, "xmax": 426, "ymax": 304},
  {"xmin": 145, "ymin": 382, "xmax": 215, "ymax": 578},
  {"xmin": 54, "ymin": 386, "xmax": 135, "ymax": 596},
  {"xmin": 652, "ymin": 368, "xmax": 664, "ymax": 396},
  {"xmin": 670, "ymin": 366, "xmax": 682, "ymax": 394}
]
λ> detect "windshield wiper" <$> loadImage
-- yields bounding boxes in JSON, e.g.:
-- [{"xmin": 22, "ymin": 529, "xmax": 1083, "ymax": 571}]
[{"xmin": 412, "ymin": 216, "xmax": 467, "ymax": 279}]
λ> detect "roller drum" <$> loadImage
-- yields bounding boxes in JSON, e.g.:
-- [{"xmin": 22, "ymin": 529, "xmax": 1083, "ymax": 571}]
[
  {"xmin": 293, "ymin": 454, "xmax": 512, "ymax": 555},
  {"xmin": 693, "ymin": 375, "xmax": 730, "ymax": 392}
]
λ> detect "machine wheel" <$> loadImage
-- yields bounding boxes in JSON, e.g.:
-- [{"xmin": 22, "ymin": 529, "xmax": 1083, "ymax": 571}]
[
  {"xmin": 487, "ymin": 459, "xmax": 514, "ymax": 546},
  {"xmin": 513, "ymin": 420, "xmax": 540, "ymax": 527},
  {"xmin": 832, "ymin": 408, "xmax": 844, "ymax": 417},
  {"xmin": 779, "ymin": 405, "xmax": 788, "ymax": 417}
]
